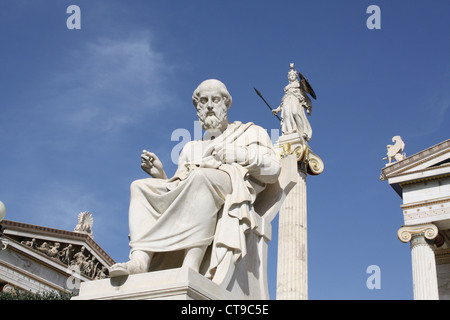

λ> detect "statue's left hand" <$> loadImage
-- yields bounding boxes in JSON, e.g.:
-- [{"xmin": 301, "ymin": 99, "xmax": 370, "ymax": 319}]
[
  {"xmin": 213, "ymin": 145, "xmax": 248, "ymax": 165},
  {"xmin": 199, "ymin": 156, "xmax": 222, "ymax": 169}
]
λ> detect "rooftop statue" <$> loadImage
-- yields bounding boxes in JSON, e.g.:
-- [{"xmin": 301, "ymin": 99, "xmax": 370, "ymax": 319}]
[
  {"xmin": 383, "ymin": 135, "xmax": 406, "ymax": 165},
  {"xmin": 272, "ymin": 63, "xmax": 316, "ymax": 141},
  {"xmin": 74, "ymin": 211, "xmax": 94, "ymax": 238},
  {"xmin": 109, "ymin": 79, "xmax": 282, "ymax": 290}
]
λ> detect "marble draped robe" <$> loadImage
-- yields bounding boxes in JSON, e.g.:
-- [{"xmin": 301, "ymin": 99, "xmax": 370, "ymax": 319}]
[
  {"xmin": 127, "ymin": 121, "xmax": 281, "ymax": 285},
  {"xmin": 280, "ymin": 81, "xmax": 312, "ymax": 141}
]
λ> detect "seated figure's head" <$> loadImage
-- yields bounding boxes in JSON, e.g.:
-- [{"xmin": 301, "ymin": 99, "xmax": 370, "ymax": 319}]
[{"xmin": 192, "ymin": 79, "xmax": 232, "ymax": 132}]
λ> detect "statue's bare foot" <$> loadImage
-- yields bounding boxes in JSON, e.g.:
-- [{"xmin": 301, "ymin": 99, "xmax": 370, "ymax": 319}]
[
  {"xmin": 109, "ymin": 257, "xmax": 149, "ymax": 278},
  {"xmin": 109, "ymin": 262, "xmax": 131, "ymax": 277}
]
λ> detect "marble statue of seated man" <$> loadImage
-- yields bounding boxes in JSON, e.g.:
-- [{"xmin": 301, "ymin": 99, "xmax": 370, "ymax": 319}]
[{"xmin": 109, "ymin": 79, "xmax": 281, "ymax": 284}]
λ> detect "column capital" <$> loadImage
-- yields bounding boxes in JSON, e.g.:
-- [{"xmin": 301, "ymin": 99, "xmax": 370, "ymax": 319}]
[
  {"xmin": 276, "ymin": 133, "xmax": 324, "ymax": 176},
  {"xmin": 397, "ymin": 223, "xmax": 439, "ymax": 244}
]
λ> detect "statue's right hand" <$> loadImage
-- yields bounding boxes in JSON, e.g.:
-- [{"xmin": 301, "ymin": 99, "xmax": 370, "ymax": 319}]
[{"xmin": 141, "ymin": 150, "xmax": 167, "ymax": 179}]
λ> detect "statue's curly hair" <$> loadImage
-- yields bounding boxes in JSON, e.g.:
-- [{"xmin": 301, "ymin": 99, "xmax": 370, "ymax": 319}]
[{"xmin": 192, "ymin": 79, "xmax": 232, "ymax": 109}]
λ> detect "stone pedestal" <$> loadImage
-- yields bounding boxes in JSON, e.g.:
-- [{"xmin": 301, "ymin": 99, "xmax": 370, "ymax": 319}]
[
  {"xmin": 72, "ymin": 267, "xmax": 240, "ymax": 300},
  {"xmin": 398, "ymin": 224, "xmax": 440, "ymax": 300},
  {"xmin": 274, "ymin": 133, "xmax": 323, "ymax": 300}
]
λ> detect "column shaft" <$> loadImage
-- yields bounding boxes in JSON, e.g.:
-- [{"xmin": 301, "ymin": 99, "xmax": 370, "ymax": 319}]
[
  {"xmin": 398, "ymin": 224, "xmax": 439, "ymax": 300},
  {"xmin": 276, "ymin": 170, "xmax": 307, "ymax": 300},
  {"xmin": 410, "ymin": 235, "xmax": 439, "ymax": 300}
]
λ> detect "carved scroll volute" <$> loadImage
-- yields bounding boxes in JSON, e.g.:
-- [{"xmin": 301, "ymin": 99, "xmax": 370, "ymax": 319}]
[
  {"xmin": 279, "ymin": 141, "xmax": 323, "ymax": 176},
  {"xmin": 306, "ymin": 150, "xmax": 324, "ymax": 175},
  {"xmin": 280, "ymin": 141, "xmax": 306, "ymax": 162},
  {"xmin": 397, "ymin": 224, "xmax": 439, "ymax": 243}
]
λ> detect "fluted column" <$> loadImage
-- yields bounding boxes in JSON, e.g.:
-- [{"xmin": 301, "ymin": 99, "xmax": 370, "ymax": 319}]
[
  {"xmin": 397, "ymin": 224, "xmax": 439, "ymax": 300},
  {"xmin": 276, "ymin": 166, "xmax": 308, "ymax": 300},
  {"xmin": 275, "ymin": 134, "xmax": 323, "ymax": 300}
]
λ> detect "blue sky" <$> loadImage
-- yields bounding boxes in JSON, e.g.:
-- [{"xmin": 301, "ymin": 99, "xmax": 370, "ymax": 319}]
[{"xmin": 0, "ymin": 0, "xmax": 449, "ymax": 300}]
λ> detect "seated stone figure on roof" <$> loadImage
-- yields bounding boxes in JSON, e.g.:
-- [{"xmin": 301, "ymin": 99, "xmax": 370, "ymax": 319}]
[{"xmin": 109, "ymin": 79, "xmax": 281, "ymax": 287}]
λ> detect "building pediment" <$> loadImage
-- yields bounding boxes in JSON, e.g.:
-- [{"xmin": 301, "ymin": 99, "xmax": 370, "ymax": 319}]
[
  {"xmin": 0, "ymin": 220, "xmax": 114, "ymax": 293},
  {"xmin": 380, "ymin": 139, "xmax": 450, "ymax": 197}
]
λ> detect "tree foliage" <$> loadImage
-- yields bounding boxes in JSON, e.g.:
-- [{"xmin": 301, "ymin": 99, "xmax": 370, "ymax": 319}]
[{"xmin": 0, "ymin": 288, "xmax": 73, "ymax": 300}]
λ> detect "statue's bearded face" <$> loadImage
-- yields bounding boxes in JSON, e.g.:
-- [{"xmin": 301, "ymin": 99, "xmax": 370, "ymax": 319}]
[{"xmin": 196, "ymin": 88, "xmax": 228, "ymax": 131}]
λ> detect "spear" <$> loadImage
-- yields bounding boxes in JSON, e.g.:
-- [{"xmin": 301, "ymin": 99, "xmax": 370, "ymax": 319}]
[{"xmin": 253, "ymin": 87, "xmax": 281, "ymax": 121}]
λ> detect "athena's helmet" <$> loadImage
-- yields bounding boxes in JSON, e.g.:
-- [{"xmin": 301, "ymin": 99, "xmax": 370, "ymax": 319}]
[{"xmin": 287, "ymin": 63, "xmax": 299, "ymax": 81}]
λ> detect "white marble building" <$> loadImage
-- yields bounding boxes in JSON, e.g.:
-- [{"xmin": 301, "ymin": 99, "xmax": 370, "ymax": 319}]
[
  {"xmin": 0, "ymin": 219, "xmax": 115, "ymax": 295},
  {"xmin": 381, "ymin": 138, "xmax": 450, "ymax": 300}
]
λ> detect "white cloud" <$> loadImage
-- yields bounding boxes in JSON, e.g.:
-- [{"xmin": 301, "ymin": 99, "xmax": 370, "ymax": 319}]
[
  {"xmin": 1, "ymin": 32, "xmax": 174, "ymax": 242},
  {"xmin": 22, "ymin": 182, "xmax": 101, "ymax": 230},
  {"xmin": 42, "ymin": 32, "xmax": 172, "ymax": 133},
  {"xmin": 409, "ymin": 92, "xmax": 450, "ymax": 138},
  {"xmin": 9, "ymin": 180, "xmax": 128, "ymax": 246}
]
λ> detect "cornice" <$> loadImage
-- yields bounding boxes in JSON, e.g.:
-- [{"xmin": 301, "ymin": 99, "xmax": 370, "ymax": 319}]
[
  {"xmin": 380, "ymin": 139, "xmax": 450, "ymax": 181},
  {"xmin": 2, "ymin": 220, "xmax": 114, "ymax": 265},
  {"xmin": 392, "ymin": 164, "xmax": 450, "ymax": 183}
]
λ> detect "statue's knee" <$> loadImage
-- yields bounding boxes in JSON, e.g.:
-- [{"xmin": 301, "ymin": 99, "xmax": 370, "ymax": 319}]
[
  {"xmin": 130, "ymin": 179, "xmax": 146, "ymax": 193},
  {"xmin": 188, "ymin": 168, "xmax": 209, "ymax": 182}
]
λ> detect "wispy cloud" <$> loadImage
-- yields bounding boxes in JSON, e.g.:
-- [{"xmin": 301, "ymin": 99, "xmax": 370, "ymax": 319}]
[
  {"xmin": 406, "ymin": 85, "xmax": 450, "ymax": 139},
  {"xmin": 0, "ymin": 32, "xmax": 173, "ymax": 241},
  {"xmin": 15, "ymin": 182, "xmax": 100, "ymax": 230},
  {"xmin": 8, "ymin": 179, "xmax": 128, "ymax": 245},
  {"xmin": 40, "ymin": 32, "xmax": 172, "ymax": 133}
]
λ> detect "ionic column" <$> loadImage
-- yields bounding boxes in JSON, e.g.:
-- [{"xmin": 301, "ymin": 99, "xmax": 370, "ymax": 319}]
[
  {"xmin": 397, "ymin": 224, "xmax": 439, "ymax": 300},
  {"xmin": 276, "ymin": 165, "xmax": 308, "ymax": 300},
  {"xmin": 275, "ymin": 135, "xmax": 324, "ymax": 300}
]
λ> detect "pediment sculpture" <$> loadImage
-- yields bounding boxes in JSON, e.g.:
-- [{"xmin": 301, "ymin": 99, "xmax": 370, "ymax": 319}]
[
  {"xmin": 17, "ymin": 236, "xmax": 108, "ymax": 280},
  {"xmin": 74, "ymin": 211, "xmax": 94, "ymax": 238}
]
